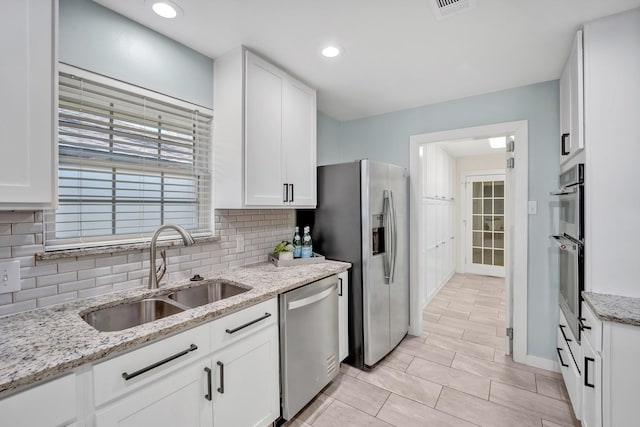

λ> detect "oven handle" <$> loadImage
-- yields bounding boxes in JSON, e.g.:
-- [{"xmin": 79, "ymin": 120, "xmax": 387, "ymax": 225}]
[
  {"xmin": 550, "ymin": 235, "xmax": 579, "ymax": 251},
  {"xmin": 550, "ymin": 187, "xmax": 578, "ymax": 196}
]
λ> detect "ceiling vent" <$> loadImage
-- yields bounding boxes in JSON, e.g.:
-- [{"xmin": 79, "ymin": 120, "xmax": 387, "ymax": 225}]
[{"xmin": 430, "ymin": 0, "xmax": 476, "ymax": 21}]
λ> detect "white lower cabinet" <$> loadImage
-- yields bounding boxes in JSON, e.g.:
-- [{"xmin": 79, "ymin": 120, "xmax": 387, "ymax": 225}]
[
  {"xmin": 557, "ymin": 308, "xmax": 581, "ymax": 419},
  {"xmin": 338, "ymin": 271, "xmax": 349, "ymax": 362},
  {"xmin": 92, "ymin": 298, "xmax": 279, "ymax": 427},
  {"xmin": 95, "ymin": 361, "xmax": 213, "ymax": 427},
  {"xmin": 211, "ymin": 322, "xmax": 280, "ymax": 427},
  {"xmin": 579, "ymin": 301, "xmax": 640, "ymax": 427},
  {"xmin": 581, "ymin": 333, "xmax": 601, "ymax": 427},
  {"xmin": 0, "ymin": 373, "xmax": 77, "ymax": 427}
]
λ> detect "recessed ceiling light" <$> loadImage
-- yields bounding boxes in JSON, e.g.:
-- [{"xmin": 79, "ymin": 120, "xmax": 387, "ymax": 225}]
[
  {"xmin": 322, "ymin": 46, "xmax": 342, "ymax": 58},
  {"xmin": 151, "ymin": 1, "xmax": 182, "ymax": 19},
  {"xmin": 489, "ymin": 137, "xmax": 506, "ymax": 149}
]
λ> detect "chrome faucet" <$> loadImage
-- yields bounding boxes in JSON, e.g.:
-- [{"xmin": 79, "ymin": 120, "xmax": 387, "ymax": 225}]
[{"xmin": 148, "ymin": 224, "xmax": 196, "ymax": 289}]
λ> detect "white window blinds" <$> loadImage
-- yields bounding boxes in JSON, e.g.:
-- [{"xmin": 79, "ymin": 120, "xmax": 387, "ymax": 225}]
[{"xmin": 44, "ymin": 70, "xmax": 213, "ymax": 250}]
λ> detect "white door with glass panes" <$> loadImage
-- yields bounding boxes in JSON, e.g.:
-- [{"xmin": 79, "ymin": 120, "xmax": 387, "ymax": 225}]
[{"xmin": 465, "ymin": 174, "xmax": 506, "ymax": 277}]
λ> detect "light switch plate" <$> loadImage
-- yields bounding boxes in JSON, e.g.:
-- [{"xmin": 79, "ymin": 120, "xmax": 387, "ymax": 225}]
[
  {"xmin": 528, "ymin": 200, "xmax": 538, "ymax": 215},
  {"xmin": 0, "ymin": 260, "xmax": 20, "ymax": 294}
]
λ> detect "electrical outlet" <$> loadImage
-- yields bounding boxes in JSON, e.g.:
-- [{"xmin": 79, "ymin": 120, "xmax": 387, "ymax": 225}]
[{"xmin": 0, "ymin": 260, "xmax": 20, "ymax": 294}]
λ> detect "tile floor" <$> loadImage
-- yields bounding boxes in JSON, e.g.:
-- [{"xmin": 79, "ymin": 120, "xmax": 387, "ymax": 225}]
[{"xmin": 285, "ymin": 273, "xmax": 580, "ymax": 427}]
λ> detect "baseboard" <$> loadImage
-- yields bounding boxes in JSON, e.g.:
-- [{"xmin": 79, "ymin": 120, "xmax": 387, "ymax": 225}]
[{"xmin": 526, "ymin": 355, "xmax": 560, "ymax": 373}]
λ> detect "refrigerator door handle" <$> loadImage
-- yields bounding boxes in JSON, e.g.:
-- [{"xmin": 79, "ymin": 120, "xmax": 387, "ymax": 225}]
[
  {"xmin": 383, "ymin": 189, "xmax": 397, "ymax": 284},
  {"xmin": 388, "ymin": 189, "xmax": 398, "ymax": 284}
]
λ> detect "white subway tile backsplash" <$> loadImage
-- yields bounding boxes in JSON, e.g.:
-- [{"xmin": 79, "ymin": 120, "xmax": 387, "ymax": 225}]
[
  {"xmin": 21, "ymin": 264, "xmax": 58, "ymax": 279},
  {"xmin": 78, "ymin": 284, "xmax": 114, "ymax": 299},
  {"xmin": 95, "ymin": 255, "xmax": 128, "ymax": 267},
  {"xmin": 11, "ymin": 222, "xmax": 43, "ymax": 234},
  {"xmin": 58, "ymin": 278, "xmax": 96, "ymax": 293},
  {"xmin": 36, "ymin": 272, "xmax": 78, "ymax": 287},
  {"xmin": 0, "ymin": 247, "xmax": 11, "ymax": 258},
  {"xmin": 113, "ymin": 279, "xmax": 143, "ymax": 292},
  {"xmin": 58, "ymin": 259, "xmax": 96, "ymax": 273},
  {"xmin": 0, "ymin": 212, "xmax": 34, "ymax": 223},
  {"xmin": 14, "ymin": 286, "xmax": 58, "ymax": 303},
  {"xmin": 78, "ymin": 266, "xmax": 113, "ymax": 280},
  {"xmin": 0, "ymin": 300, "xmax": 36, "ymax": 317},
  {"xmin": 37, "ymin": 292, "xmax": 77, "ymax": 308},
  {"xmin": 113, "ymin": 262, "xmax": 142, "ymax": 274},
  {"xmin": 12, "ymin": 244, "xmax": 43, "ymax": 257},
  {"xmin": 0, "ymin": 209, "xmax": 295, "ymax": 315},
  {"xmin": 95, "ymin": 273, "xmax": 128, "ymax": 287}
]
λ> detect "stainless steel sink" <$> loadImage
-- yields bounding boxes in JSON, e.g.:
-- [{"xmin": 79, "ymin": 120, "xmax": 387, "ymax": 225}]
[
  {"xmin": 82, "ymin": 297, "xmax": 185, "ymax": 332},
  {"xmin": 167, "ymin": 281, "xmax": 248, "ymax": 308}
]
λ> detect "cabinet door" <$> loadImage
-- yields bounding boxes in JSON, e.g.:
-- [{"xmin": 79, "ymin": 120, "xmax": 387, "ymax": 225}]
[
  {"xmin": 95, "ymin": 361, "xmax": 212, "ymax": 427},
  {"xmin": 569, "ymin": 30, "xmax": 584, "ymax": 156},
  {"xmin": 338, "ymin": 271, "xmax": 350, "ymax": 362},
  {"xmin": 283, "ymin": 76, "xmax": 316, "ymax": 207},
  {"xmin": 212, "ymin": 324, "xmax": 280, "ymax": 427},
  {"xmin": 0, "ymin": 374, "xmax": 76, "ymax": 427},
  {"xmin": 245, "ymin": 51, "xmax": 285, "ymax": 206},
  {"xmin": 424, "ymin": 144, "xmax": 437, "ymax": 199},
  {"xmin": 582, "ymin": 337, "xmax": 602, "ymax": 427},
  {"xmin": 560, "ymin": 30, "xmax": 584, "ymax": 165},
  {"xmin": 559, "ymin": 62, "xmax": 571, "ymax": 159},
  {"xmin": 0, "ymin": 0, "xmax": 56, "ymax": 209}
]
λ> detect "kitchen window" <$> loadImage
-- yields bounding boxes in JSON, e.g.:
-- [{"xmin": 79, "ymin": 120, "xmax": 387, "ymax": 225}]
[{"xmin": 44, "ymin": 66, "xmax": 213, "ymax": 250}]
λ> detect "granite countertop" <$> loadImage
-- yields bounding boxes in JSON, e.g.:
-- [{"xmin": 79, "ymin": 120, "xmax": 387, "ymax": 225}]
[
  {"xmin": 0, "ymin": 260, "xmax": 350, "ymax": 397},
  {"xmin": 582, "ymin": 291, "xmax": 640, "ymax": 326}
]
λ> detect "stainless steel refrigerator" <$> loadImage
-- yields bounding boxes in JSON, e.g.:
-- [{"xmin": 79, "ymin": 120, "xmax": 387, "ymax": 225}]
[{"xmin": 313, "ymin": 159, "xmax": 409, "ymax": 369}]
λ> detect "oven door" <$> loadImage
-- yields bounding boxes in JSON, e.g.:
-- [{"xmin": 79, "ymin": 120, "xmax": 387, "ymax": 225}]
[
  {"xmin": 551, "ymin": 235, "xmax": 583, "ymax": 341},
  {"xmin": 552, "ymin": 185, "xmax": 584, "ymax": 242}
]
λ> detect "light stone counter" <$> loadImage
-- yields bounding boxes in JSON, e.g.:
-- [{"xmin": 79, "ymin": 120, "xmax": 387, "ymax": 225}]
[
  {"xmin": 0, "ymin": 260, "xmax": 350, "ymax": 397},
  {"xmin": 582, "ymin": 291, "xmax": 640, "ymax": 327}
]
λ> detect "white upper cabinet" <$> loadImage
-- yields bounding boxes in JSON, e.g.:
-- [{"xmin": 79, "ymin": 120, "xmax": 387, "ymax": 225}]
[
  {"xmin": 583, "ymin": 8, "xmax": 640, "ymax": 297},
  {"xmin": 283, "ymin": 75, "xmax": 317, "ymax": 207},
  {"xmin": 244, "ymin": 52, "xmax": 286, "ymax": 206},
  {"xmin": 0, "ymin": 0, "xmax": 57, "ymax": 210},
  {"xmin": 559, "ymin": 30, "xmax": 584, "ymax": 166},
  {"xmin": 214, "ymin": 47, "xmax": 317, "ymax": 209}
]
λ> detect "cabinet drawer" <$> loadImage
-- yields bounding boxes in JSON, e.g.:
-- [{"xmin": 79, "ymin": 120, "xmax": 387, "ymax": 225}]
[
  {"xmin": 211, "ymin": 298, "xmax": 277, "ymax": 348},
  {"xmin": 557, "ymin": 326, "xmax": 582, "ymax": 419},
  {"xmin": 581, "ymin": 302, "xmax": 602, "ymax": 352},
  {"xmin": 93, "ymin": 323, "xmax": 210, "ymax": 407},
  {"xmin": 0, "ymin": 373, "xmax": 76, "ymax": 427},
  {"xmin": 559, "ymin": 308, "xmax": 581, "ymax": 369}
]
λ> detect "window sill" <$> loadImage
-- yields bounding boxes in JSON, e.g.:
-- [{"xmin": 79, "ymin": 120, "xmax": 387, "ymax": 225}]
[{"xmin": 36, "ymin": 235, "xmax": 221, "ymax": 261}]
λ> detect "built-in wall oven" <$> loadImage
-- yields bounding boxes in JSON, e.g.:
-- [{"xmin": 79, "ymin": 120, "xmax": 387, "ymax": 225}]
[{"xmin": 551, "ymin": 163, "xmax": 585, "ymax": 341}]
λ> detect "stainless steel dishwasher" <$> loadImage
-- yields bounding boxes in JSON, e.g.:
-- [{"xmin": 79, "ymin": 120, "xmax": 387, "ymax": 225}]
[{"xmin": 280, "ymin": 274, "xmax": 339, "ymax": 420}]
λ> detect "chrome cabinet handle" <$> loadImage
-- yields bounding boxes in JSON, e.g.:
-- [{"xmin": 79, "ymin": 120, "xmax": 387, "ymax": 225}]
[
  {"xmin": 217, "ymin": 361, "xmax": 225, "ymax": 394},
  {"xmin": 225, "ymin": 312, "xmax": 272, "ymax": 334},
  {"xmin": 122, "ymin": 344, "xmax": 198, "ymax": 381},
  {"xmin": 557, "ymin": 347, "xmax": 569, "ymax": 367},
  {"xmin": 283, "ymin": 183, "xmax": 289, "ymax": 202},
  {"xmin": 289, "ymin": 184, "xmax": 294, "ymax": 202},
  {"xmin": 204, "ymin": 367, "xmax": 212, "ymax": 401}
]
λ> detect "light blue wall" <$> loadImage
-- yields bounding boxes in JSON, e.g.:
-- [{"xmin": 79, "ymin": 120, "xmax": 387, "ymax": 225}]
[
  {"xmin": 317, "ymin": 80, "xmax": 560, "ymax": 361},
  {"xmin": 59, "ymin": 0, "xmax": 213, "ymax": 108}
]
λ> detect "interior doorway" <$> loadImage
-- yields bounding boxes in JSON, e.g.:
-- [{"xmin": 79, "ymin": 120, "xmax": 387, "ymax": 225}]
[
  {"xmin": 463, "ymin": 172, "xmax": 506, "ymax": 277},
  {"xmin": 409, "ymin": 121, "xmax": 528, "ymax": 365}
]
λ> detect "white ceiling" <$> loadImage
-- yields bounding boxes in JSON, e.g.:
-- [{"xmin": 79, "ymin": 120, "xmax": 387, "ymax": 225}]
[
  {"xmin": 439, "ymin": 138, "xmax": 502, "ymax": 158},
  {"xmin": 94, "ymin": 0, "xmax": 640, "ymax": 121}
]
